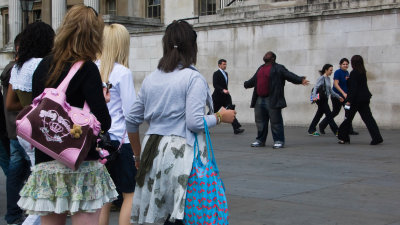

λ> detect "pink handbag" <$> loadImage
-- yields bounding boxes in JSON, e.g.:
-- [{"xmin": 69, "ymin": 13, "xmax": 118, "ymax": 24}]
[{"xmin": 16, "ymin": 61, "xmax": 101, "ymax": 170}]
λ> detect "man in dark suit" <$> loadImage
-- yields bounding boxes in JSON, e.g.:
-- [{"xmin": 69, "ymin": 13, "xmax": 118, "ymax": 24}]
[{"xmin": 212, "ymin": 59, "xmax": 244, "ymax": 134}]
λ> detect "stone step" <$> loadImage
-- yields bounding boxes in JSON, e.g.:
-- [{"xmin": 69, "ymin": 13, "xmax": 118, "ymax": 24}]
[{"xmin": 198, "ymin": 0, "xmax": 400, "ymax": 24}]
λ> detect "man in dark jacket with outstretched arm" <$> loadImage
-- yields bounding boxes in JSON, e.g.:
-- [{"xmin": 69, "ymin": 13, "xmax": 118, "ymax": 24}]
[{"xmin": 244, "ymin": 51, "xmax": 309, "ymax": 149}]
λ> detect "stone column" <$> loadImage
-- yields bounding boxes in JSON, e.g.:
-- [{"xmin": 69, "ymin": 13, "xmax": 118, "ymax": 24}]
[
  {"xmin": 8, "ymin": 0, "xmax": 22, "ymax": 45},
  {"xmin": 84, "ymin": 0, "xmax": 100, "ymax": 13},
  {"xmin": 51, "ymin": 0, "xmax": 66, "ymax": 31}
]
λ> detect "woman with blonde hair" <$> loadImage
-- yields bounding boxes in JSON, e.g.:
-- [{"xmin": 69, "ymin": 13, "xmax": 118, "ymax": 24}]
[
  {"xmin": 17, "ymin": 5, "xmax": 117, "ymax": 225},
  {"xmin": 96, "ymin": 24, "xmax": 138, "ymax": 225}
]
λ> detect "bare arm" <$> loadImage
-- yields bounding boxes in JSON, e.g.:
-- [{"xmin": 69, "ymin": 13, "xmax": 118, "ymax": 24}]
[
  {"xmin": 333, "ymin": 79, "xmax": 347, "ymax": 98},
  {"xmin": 128, "ymin": 131, "xmax": 141, "ymax": 169},
  {"xmin": 5, "ymin": 84, "xmax": 23, "ymax": 111}
]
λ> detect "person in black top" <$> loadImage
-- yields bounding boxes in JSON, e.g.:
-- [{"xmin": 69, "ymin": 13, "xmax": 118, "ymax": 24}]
[
  {"xmin": 337, "ymin": 55, "xmax": 383, "ymax": 145},
  {"xmin": 17, "ymin": 5, "xmax": 117, "ymax": 225},
  {"xmin": 212, "ymin": 59, "xmax": 244, "ymax": 134}
]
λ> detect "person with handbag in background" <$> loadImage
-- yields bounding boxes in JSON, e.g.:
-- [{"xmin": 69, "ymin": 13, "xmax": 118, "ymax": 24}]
[
  {"xmin": 125, "ymin": 20, "xmax": 235, "ymax": 225},
  {"xmin": 308, "ymin": 64, "xmax": 344, "ymax": 136},
  {"xmin": 96, "ymin": 24, "xmax": 138, "ymax": 225},
  {"xmin": 337, "ymin": 55, "xmax": 383, "ymax": 145},
  {"xmin": 17, "ymin": 5, "xmax": 117, "ymax": 225}
]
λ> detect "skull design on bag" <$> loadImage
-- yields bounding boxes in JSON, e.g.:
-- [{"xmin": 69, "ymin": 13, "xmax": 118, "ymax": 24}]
[{"xmin": 39, "ymin": 109, "xmax": 71, "ymax": 143}]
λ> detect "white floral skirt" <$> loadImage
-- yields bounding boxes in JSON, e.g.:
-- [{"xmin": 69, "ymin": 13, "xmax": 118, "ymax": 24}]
[
  {"xmin": 17, "ymin": 160, "xmax": 118, "ymax": 216},
  {"xmin": 131, "ymin": 134, "xmax": 207, "ymax": 224}
]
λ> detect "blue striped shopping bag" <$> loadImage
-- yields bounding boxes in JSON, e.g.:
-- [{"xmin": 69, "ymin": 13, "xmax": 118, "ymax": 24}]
[{"xmin": 183, "ymin": 118, "xmax": 228, "ymax": 225}]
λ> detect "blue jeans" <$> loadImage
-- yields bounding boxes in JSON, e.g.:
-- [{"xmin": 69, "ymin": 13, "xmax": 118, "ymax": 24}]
[
  {"xmin": 0, "ymin": 139, "xmax": 10, "ymax": 175},
  {"xmin": 5, "ymin": 139, "xmax": 31, "ymax": 224},
  {"xmin": 254, "ymin": 97, "xmax": 285, "ymax": 145}
]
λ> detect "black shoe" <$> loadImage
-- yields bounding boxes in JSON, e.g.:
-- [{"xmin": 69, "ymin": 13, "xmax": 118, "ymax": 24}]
[
  {"xmin": 338, "ymin": 140, "xmax": 350, "ymax": 144},
  {"xmin": 349, "ymin": 131, "xmax": 359, "ymax": 135},
  {"xmin": 234, "ymin": 128, "xmax": 244, "ymax": 134},
  {"xmin": 251, "ymin": 141, "xmax": 265, "ymax": 147},
  {"xmin": 370, "ymin": 139, "xmax": 383, "ymax": 145}
]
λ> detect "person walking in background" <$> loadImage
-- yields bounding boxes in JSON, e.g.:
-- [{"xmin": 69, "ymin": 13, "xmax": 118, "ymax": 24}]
[
  {"xmin": 308, "ymin": 64, "xmax": 344, "ymax": 136},
  {"xmin": 319, "ymin": 58, "xmax": 359, "ymax": 135},
  {"xmin": 125, "ymin": 20, "xmax": 236, "ymax": 224},
  {"xmin": 96, "ymin": 24, "xmax": 137, "ymax": 225},
  {"xmin": 17, "ymin": 5, "xmax": 117, "ymax": 225},
  {"xmin": 244, "ymin": 51, "xmax": 309, "ymax": 149},
  {"xmin": 212, "ymin": 59, "xmax": 244, "ymax": 134},
  {"xmin": 1, "ymin": 33, "xmax": 32, "ymax": 225},
  {"xmin": 6, "ymin": 21, "xmax": 55, "ymax": 165},
  {"xmin": 337, "ymin": 55, "xmax": 383, "ymax": 145}
]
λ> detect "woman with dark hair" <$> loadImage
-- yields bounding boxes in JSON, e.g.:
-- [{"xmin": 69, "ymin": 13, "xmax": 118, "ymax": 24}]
[
  {"xmin": 308, "ymin": 64, "xmax": 343, "ymax": 136},
  {"xmin": 126, "ymin": 20, "xmax": 236, "ymax": 224},
  {"xmin": 17, "ymin": 5, "xmax": 117, "ymax": 225},
  {"xmin": 6, "ymin": 21, "xmax": 55, "ymax": 110},
  {"xmin": 6, "ymin": 22, "xmax": 55, "ymax": 165},
  {"xmin": 319, "ymin": 58, "xmax": 358, "ymax": 135},
  {"xmin": 337, "ymin": 55, "xmax": 383, "ymax": 145}
]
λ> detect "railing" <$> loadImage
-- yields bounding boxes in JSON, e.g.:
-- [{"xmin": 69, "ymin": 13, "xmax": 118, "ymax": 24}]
[{"xmin": 220, "ymin": 0, "xmax": 244, "ymax": 9}]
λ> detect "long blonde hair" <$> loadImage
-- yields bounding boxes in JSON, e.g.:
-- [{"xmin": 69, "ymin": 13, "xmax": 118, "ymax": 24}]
[
  {"xmin": 46, "ymin": 5, "xmax": 104, "ymax": 86},
  {"xmin": 99, "ymin": 24, "xmax": 130, "ymax": 82}
]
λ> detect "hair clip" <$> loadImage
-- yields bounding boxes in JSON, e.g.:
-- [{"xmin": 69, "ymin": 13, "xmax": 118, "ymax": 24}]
[{"xmin": 87, "ymin": 6, "xmax": 98, "ymax": 17}]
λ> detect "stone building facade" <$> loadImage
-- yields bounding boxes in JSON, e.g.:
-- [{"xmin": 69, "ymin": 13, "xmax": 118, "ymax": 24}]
[{"xmin": 1, "ymin": 0, "xmax": 399, "ymax": 128}]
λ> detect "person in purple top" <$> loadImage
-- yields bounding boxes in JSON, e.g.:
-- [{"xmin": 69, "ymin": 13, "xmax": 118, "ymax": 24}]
[{"xmin": 319, "ymin": 58, "xmax": 359, "ymax": 135}]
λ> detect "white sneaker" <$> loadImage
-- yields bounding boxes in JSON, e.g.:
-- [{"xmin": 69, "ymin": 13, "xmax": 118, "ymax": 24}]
[{"xmin": 273, "ymin": 143, "xmax": 284, "ymax": 149}]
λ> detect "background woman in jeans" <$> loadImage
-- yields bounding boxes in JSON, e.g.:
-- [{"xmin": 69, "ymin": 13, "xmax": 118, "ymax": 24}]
[
  {"xmin": 308, "ymin": 64, "xmax": 343, "ymax": 136},
  {"xmin": 96, "ymin": 24, "xmax": 138, "ymax": 225}
]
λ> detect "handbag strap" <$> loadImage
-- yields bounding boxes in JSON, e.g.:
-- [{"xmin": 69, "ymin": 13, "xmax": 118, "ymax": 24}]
[
  {"xmin": 193, "ymin": 118, "xmax": 218, "ymax": 171},
  {"xmin": 56, "ymin": 61, "xmax": 90, "ymax": 112}
]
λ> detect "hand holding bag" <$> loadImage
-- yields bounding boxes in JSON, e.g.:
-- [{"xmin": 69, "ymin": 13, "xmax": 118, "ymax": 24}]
[
  {"xmin": 16, "ymin": 61, "xmax": 101, "ymax": 170},
  {"xmin": 184, "ymin": 118, "xmax": 229, "ymax": 225}
]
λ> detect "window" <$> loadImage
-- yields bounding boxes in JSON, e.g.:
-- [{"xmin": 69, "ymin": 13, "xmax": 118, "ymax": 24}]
[
  {"xmin": 107, "ymin": 0, "xmax": 117, "ymax": 16},
  {"xmin": 147, "ymin": 0, "xmax": 160, "ymax": 19},
  {"xmin": 199, "ymin": 0, "xmax": 216, "ymax": 16},
  {"xmin": 33, "ymin": 10, "xmax": 41, "ymax": 22},
  {"xmin": 1, "ymin": 8, "xmax": 9, "ymax": 46}
]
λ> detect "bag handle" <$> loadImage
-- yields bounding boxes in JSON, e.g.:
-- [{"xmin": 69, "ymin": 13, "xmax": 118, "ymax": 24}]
[
  {"xmin": 193, "ymin": 118, "xmax": 219, "ymax": 172},
  {"xmin": 56, "ymin": 61, "xmax": 91, "ymax": 112},
  {"xmin": 57, "ymin": 61, "xmax": 84, "ymax": 93}
]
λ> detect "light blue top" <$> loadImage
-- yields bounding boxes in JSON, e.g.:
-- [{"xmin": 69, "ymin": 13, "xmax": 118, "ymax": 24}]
[
  {"xmin": 125, "ymin": 66, "xmax": 216, "ymax": 146},
  {"xmin": 312, "ymin": 75, "xmax": 341, "ymax": 99}
]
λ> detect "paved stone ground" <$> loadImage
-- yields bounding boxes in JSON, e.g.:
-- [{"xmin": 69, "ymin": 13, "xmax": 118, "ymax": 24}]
[{"xmin": 1, "ymin": 124, "xmax": 399, "ymax": 225}]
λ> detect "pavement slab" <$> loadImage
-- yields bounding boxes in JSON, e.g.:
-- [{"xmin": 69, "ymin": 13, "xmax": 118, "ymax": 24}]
[{"xmin": 0, "ymin": 124, "xmax": 399, "ymax": 225}]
